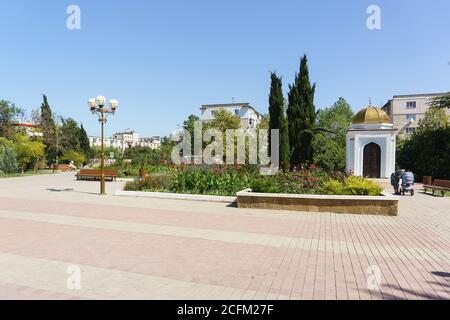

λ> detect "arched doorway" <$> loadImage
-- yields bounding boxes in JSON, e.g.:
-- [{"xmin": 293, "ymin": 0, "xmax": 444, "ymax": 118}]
[{"xmin": 363, "ymin": 142, "xmax": 381, "ymax": 178}]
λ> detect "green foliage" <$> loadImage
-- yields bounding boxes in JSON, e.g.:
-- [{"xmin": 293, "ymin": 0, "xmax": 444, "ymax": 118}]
[
  {"xmin": 206, "ymin": 109, "xmax": 241, "ymax": 132},
  {"xmin": 124, "ymin": 173, "xmax": 175, "ymax": 192},
  {"xmin": 0, "ymin": 100, "xmax": 24, "ymax": 140},
  {"xmin": 183, "ymin": 114, "xmax": 200, "ymax": 153},
  {"xmin": 39, "ymin": 95, "xmax": 57, "ymax": 163},
  {"xmin": 79, "ymin": 124, "xmax": 91, "ymax": 161},
  {"xmin": 0, "ymin": 145, "xmax": 19, "ymax": 174},
  {"xmin": 250, "ymin": 176, "xmax": 281, "ymax": 193},
  {"xmin": 344, "ymin": 176, "xmax": 383, "ymax": 196},
  {"xmin": 397, "ymin": 127, "xmax": 450, "ymax": 180},
  {"xmin": 12, "ymin": 133, "xmax": 46, "ymax": 172},
  {"xmin": 416, "ymin": 107, "xmax": 449, "ymax": 134},
  {"xmin": 60, "ymin": 118, "xmax": 82, "ymax": 154},
  {"xmin": 319, "ymin": 179, "xmax": 346, "ymax": 195},
  {"xmin": 429, "ymin": 93, "xmax": 450, "ymax": 109},
  {"xmin": 172, "ymin": 167, "xmax": 250, "ymax": 196},
  {"xmin": 121, "ymin": 163, "xmax": 382, "ymax": 196},
  {"xmin": 319, "ymin": 176, "xmax": 383, "ymax": 196},
  {"xmin": 397, "ymin": 107, "xmax": 450, "ymax": 180},
  {"xmin": 287, "ymin": 55, "xmax": 317, "ymax": 164},
  {"xmin": 273, "ymin": 165, "xmax": 325, "ymax": 194},
  {"xmin": 268, "ymin": 72, "xmax": 290, "ymax": 170},
  {"xmin": 60, "ymin": 150, "xmax": 85, "ymax": 166},
  {"xmin": 313, "ymin": 98, "xmax": 353, "ymax": 172}
]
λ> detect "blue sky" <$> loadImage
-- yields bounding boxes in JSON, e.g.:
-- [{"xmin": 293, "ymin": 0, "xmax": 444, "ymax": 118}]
[{"xmin": 1, "ymin": 0, "xmax": 449, "ymax": 137}]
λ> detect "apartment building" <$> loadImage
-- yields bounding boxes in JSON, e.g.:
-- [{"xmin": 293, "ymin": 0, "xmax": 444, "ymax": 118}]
[
  {"xmin": 89, "ymin": 131, "xmax": 161, "ymax": 151},
  {"xmin": 382, "ymin": 93, "xmax": 449, "ymax": 136},
  {"xmin": 200, "ymin": 103, "xmax": 263, "ymax": 130}
]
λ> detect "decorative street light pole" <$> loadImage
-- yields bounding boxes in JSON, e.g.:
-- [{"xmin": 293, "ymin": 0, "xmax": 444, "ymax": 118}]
[{"xmin": 88, "ymin": 95, "xmax": 119, "ymax": 195}]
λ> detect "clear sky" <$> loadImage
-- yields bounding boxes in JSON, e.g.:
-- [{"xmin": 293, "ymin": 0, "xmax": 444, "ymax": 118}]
[{"xmin": 1, "ymin": 0, "xmax": 449, "ymax": 137}]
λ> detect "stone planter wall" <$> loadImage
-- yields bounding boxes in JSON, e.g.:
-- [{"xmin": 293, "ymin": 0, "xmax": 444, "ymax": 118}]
[{"xmin": 237, "ymin": 189, "xmax": 398, "ymax": 216}]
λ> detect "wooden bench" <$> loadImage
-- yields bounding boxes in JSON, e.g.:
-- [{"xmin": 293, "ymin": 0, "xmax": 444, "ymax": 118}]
[
  {"xmin": 423, "ymin": 179, "xmax": 450, "ymax": 196},
  {"xmin": 53, "ymin": 164, "xmax": 73, "ymax": 172},
  {"xmin": 76, "ymin": 169, "xmax": 118, "ymax": 182}
]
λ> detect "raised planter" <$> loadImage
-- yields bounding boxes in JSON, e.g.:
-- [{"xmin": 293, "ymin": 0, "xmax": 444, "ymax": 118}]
[{"xmin": 236, "ymin": 189, "xmax": 398, "ymax": 216}]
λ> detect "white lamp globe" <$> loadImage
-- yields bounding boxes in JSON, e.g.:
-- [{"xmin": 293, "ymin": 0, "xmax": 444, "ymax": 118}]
[
  {"xmin": 95, "ymin": 95, "xmax": 106, "ymax": 107},
  {"xmin": 88, "ymin": 98, "xmax": 96, "ymax": 110},
  {"xmin": 109, "ymin": 99, "xmax": 119, "ymax": 111}
]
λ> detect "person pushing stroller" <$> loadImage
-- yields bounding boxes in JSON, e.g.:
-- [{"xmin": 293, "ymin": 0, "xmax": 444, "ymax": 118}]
[
  {"xmin": 390, "ymin": 170, "xmax": 403, "ymax": 195},
  {"xmin": 391, "ymin": 169, "xmax": 415, "ymax": 196}
]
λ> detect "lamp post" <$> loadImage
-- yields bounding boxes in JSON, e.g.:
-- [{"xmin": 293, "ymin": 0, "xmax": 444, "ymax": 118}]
[{"xmin": 88, "ymin": 95, "xmax": 119, "ymax": 195}]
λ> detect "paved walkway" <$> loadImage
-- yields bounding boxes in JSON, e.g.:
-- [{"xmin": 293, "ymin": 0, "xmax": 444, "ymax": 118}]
[{"xmin": 0, "ymin": 173, "xmax": 448, "ymax": 300}]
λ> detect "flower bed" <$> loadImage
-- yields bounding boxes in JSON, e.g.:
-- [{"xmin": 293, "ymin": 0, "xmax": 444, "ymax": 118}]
[{"xmin": 123, "ymin": 164, "xmax": 383, "ymax": 197}]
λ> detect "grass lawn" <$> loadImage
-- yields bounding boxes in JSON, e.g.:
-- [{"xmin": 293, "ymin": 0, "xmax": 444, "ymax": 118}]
[{"xmin": 0, "ymin": 169, "xmax": 55, "ymax": 178}]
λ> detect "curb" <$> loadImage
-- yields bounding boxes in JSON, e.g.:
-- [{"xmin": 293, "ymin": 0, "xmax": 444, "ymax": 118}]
[{"xmin": 114, "ymin": 190, "xmax": 236, "ymax": 203}]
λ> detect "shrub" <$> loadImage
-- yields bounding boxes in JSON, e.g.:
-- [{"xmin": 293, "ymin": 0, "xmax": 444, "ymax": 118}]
[
  {"xmin": 344, "ymin": 176, "xmax": 383, "ymax": 196},
  {"xmin": 320, "ymin": 179, "xmax": 346, "ymax": 195},
  {"xmin": 124, "ymin": 172, "xmax": 174, "ymax": 191},
  {"xmin": 250, "ymin": 177, "xmax": 281, "ymax": 193},
  {"xmin": 319, "ymin": 176, "xmax": 383, "ymax": 196}
]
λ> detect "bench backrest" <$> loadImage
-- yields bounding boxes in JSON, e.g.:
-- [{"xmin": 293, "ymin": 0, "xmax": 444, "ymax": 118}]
[
  {"xmin": 78, "ymin": 169, "xmax": 117, "ymax": 176},
  {"xmin": 433, "ymin": 179, "xmax": 450, "ymax": 189},
  {"xmin": 55, "ymin": 164, "xmax": 70, "ymax": 169}
]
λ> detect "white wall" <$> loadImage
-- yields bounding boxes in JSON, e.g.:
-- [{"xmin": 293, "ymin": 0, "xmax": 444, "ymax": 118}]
[{"xmin": 346, "ymin": 127, "xmax": 397, "ymax": 179}]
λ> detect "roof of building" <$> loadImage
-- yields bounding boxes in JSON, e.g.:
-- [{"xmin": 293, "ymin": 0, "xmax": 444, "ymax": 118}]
[
  {"xmin": 200, "ymin": 102, "xmax": 262, "ymax": 117},
  {"xmin": 392, "ymin": 92, "xmax": 448, "ymax": 99},
  {"xmin": 352, "ymin": 106, "xmax": 391, "ymax": 124},
  {"xmin": 201, "ymin": 103, "xmax": 250, "ymax": 108}
]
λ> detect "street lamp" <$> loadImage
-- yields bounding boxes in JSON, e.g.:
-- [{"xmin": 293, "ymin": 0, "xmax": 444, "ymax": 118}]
[{"xmin": 88, "ymin": 95, "xmax": 119, "ymax": 195}]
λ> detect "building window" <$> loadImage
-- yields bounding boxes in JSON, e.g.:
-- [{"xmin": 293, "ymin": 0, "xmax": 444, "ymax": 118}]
[
  {"xmin": 211, "ymin": 110, "xmax": 217, "ymax": 117},
  {"xmin": 249, "ymin": 118, "xmax": 254, "ymax": 127},
  {"xmin": 406, "ymin": 127, "xmax": 416, "ymax": 134},
  {"xmin": 406, "ymin": 114, "xmax": 416, "ymax": 122},
  {"xmin": 406, "ymin": 101, "xmax": 416, "ymax": 109},
  {"xmin": 235, "ymin": 109, "xmax": 240, "ymax": 116}
]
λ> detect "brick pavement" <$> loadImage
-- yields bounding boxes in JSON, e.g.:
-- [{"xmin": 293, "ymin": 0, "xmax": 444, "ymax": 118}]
[{"xmin": 0, "ymin": 173, "xmax": 448, "ymax": 300}]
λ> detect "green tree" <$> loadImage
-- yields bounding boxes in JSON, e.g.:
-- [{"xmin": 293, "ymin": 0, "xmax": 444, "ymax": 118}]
[
  {"xmin": 183, "ymin": 114, "xmax": 199, "ymax": 154},
  {"xmin": 206, "ymin": 109, "xmax": 241, "ymax": 132},
  {"xmin": 416, "ymin": 107, "xmax": 449, "ymax": 134},
  {"xmin": 39, "ymin": 95, "xmax": 57, "ymax": 163},
  {"xmin": 429, "ymin": 92, "xmax": 450, "ymax": 109},
  {"xmin": 60, "ymin": 118, "xmax": 82, "ymax": 153},
  {"xmin": 268, "ymin": 72, "xmax": 290, "ymax": 170},
  {"xmin": 79, "ymin": 124, "xmax": 91, "ymax": 162},
  {"xmin": 397, "ymin": 109, "xmax": 450, "ymax": 180},
  {"xmin": 0, "ymin": 100, "xmax": 24, "ymax": 139},
  {"xmin": 287, "ymin": 55, "xmax": 318, "ymax": 165},
  {"xmin": 12, "ymin": 133, "xmax": 46, "ymax": 173},
  {"xmin": 60, "ymin": 150, "xmax": 85, "ymax": 167},
  {"xmin": 0, "ymin": 144, "xmax": 18, "ymax": 174},
  {"xmin": 313, "ymin": 98, "xmax": 354, "ymax": 172},
  {"xmin": 205, "ymin": 109, "xmax": 241, "ymax": 161}
]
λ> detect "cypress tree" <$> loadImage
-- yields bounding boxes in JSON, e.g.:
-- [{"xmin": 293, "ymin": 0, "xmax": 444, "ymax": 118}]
[
  {"xmin": 79, "ymin": 124, "xmax": 91, "ymax": 162},
  {"xmin": 268, "ymin": 72, "xmax": 290, "ymax": 170},
  {"xmin": 40, "ymin": 94, "xmax": 57, "ymax": 163},
  {"xmin": 287, "ymin": 55, "xmax": 317, "ymax": 165}
]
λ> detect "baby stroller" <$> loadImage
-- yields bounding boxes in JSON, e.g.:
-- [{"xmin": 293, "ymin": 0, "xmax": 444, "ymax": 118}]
[{"xmin": 401, "ymin": 171, "xmax": 415, "ymax": 196}]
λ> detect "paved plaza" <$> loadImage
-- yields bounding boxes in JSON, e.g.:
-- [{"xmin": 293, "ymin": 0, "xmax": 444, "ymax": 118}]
[{"xmin": 0, "ymin": 173, "xmax": 448, "ymax": 300}]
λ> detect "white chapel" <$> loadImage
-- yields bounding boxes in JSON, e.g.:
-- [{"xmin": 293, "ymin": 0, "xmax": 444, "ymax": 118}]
[{"xmin": 346, "ymin": 106, "xmax": 397, "ymax": 179}]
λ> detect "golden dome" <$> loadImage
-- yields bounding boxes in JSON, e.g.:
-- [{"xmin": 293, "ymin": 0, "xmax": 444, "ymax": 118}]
[{"xmin": 352, "ymin": 106, "xmax": 390, "ymax": 124}]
